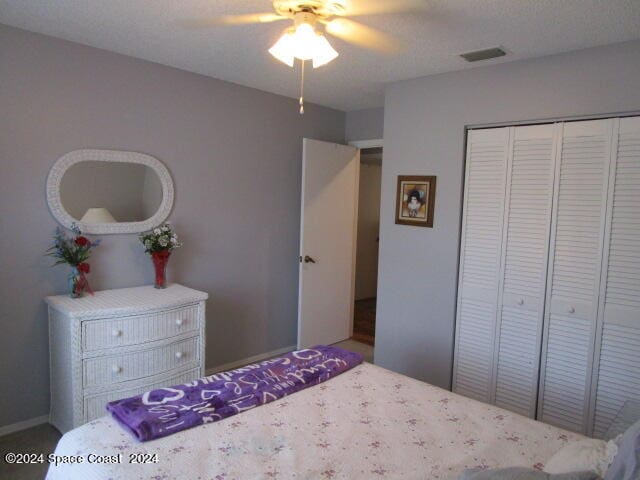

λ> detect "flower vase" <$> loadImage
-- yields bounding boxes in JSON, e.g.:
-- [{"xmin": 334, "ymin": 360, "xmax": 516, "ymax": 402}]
[
  {"xmin": 151, "ymin": 250, "xmax": 171, "ymax": 289},
  {"xmin": 68, "ymin": 266, "xmax": 83, "ymax": 298}
]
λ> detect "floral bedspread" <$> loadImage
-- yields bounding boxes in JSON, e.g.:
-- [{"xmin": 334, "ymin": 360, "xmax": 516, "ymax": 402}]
[{"xmin": 46, "ymin": 363, "xmax": 582, "ymax": 479}]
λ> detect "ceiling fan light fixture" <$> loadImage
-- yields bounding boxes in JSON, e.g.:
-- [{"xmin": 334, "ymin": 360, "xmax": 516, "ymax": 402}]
[
  {"xmin": 268, "ymin": 29, "xmax": 296, "ymax": 66},
  {"xmin": 266, "ymin": 8, "xmax": 342, "ymax": 115},
  {"xmin": 310, "ymin": 33, "xmax": 338, "ymax": 68},
  {"xmin": 269, "ymin": 18, "xmax": 338, "ymax": 68},
  {"xmin": 194, "ymin": 0, "xmax": 410, "ymax": 114}
]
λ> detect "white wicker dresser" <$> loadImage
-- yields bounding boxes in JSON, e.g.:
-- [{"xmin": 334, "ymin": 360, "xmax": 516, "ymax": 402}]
[{"xmin": 46, "ymin": 283, "xmax": 208, "ymax": 433}]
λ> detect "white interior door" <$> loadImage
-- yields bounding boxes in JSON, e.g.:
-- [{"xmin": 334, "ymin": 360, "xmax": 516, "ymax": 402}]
[{"xmin": 297, "ymin": 138, "xmax": 360, "ymax": 348}]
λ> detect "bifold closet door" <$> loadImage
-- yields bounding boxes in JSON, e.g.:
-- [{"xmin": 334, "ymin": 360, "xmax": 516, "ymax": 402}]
[
  {"xmin": 591, "ymin": 116, "xmax": 640, "ymax": 437},
  {"xmin": 453, "ymin": 127, "xmax": 509, "ymax": 402},
  {"xmin": 493, "ymin": 124, "xmax": 556, "ymax": 417},
  {"xmin": 538, "ymin": 119, "xmax": 613, "ymax": 434}
]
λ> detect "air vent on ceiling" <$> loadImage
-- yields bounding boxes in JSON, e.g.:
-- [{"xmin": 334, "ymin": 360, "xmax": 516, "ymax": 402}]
[{"xmin": 460, "ymin": 47, "xmax": 507, "ymax": 62}]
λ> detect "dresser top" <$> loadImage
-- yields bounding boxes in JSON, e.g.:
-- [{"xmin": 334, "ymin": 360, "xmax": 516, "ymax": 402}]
[{"xmin": 45, "ymin": 283, "xmax": 208, "ymax": 319}]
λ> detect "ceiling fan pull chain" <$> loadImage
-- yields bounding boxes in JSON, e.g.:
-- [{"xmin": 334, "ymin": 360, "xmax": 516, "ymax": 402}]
[{"xmin": 299, "ymin": 58, "xmax": 305, "ymax": 115}]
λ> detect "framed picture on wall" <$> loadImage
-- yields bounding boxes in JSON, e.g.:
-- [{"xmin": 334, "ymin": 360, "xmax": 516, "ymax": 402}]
[{"xmin": 395, "ymin": 175, "xmax": 436, "ymax": 227}]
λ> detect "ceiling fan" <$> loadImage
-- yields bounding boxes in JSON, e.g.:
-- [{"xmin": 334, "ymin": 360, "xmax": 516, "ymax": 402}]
[{"xmin": 186, "ymin": 0, "xmax": 425, "ymax": 113}]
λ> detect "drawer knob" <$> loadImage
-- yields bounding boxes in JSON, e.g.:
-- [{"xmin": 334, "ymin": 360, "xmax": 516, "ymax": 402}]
[
  {"xmin": 175, "ymin": 319, "xmax": 184, "ymax": 326},
  {"xmin": 112, "ymin": 365, "xmax": 123, "ymax": 373},
  {"xmin": 517, "ymin": 298, "xmax": 524, "ymax": 306},
  {"xmin": 175, "ymin": 351, "xmax": 184, "ymax": 359},
  {"xmin": 568, "ymin": 306, "xmax": 576, "ymax": 314},
  {"xmin": 112, "ymin": 329, "xmax": 122, "ymax": 337}
]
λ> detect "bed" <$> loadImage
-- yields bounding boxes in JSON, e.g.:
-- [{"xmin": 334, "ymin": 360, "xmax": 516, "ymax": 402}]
[{"xmin": 46, "ymin": 362, "xmax": 583, "ymax": 479}]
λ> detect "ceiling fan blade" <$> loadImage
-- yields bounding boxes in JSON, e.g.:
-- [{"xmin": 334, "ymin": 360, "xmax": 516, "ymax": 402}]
[
  {"xmin": 338, "ymin": 0, "xmax": 427, "ymax": 16},
  {"xmin": 324, "ymin": 18, "xmax": 402, "ymax": 54},
  {"xmin": 182, "ymin": 13, "xmax": 286, "ymax": 28}
]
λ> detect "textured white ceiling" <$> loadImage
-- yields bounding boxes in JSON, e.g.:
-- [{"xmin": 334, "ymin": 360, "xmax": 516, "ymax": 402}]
[{"xmin": 1, "ymin": 1, "xmax": 639, "ymax": 111}]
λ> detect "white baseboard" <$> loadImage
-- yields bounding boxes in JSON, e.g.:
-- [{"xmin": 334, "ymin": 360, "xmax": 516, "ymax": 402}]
[
  {"xmin": 205, "ymin": 345, "xmax": 296, "ymax": 375},
  {"xmin": 0, "ymin": 414, "xmax": 49, "ymax": 437}
]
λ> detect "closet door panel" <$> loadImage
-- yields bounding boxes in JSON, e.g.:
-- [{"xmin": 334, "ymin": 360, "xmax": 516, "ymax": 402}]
[
  {"xmin": 494, "ymin": 305, "xmax": 540, "ymax": 414},
  {"xmin": 494, "ymin": 124, "xmax": 556, "ymax": 417},
  {"xmin": 453, "ymin": 127, "xmax": 509, "ymax": 402},
  {"xmin": 592, "ymin": 116, "xmax": 640, "ymax": 437},
  {"xmin": 542, "ymin": 314, "xmax": 593, "ymax": 430},
  {"xmin": 539, "ymin": 119, "xmax": 612, "ymax": 434}
]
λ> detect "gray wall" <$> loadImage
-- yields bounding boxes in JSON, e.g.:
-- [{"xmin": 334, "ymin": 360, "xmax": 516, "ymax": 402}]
[
  {"xmin": 376, "ymin": 40, "xmax": 640, "ymax": 389},
  {"xmin": 346, "ymin": 107, "xmax": 384, "ymax": 141},
  {"xmin": 0, "ymin": 24, "xmax": 344, "ymax": 427}
]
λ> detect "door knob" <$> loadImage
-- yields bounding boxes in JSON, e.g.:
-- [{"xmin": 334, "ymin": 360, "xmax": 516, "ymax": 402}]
[{"xmin": 303, "ymin": 255, "xmax": 316, "ymax": 264}]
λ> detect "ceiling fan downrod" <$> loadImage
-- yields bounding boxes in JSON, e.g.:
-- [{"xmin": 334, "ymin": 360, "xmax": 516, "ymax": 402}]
[{"xmin": 299, "ymin": 59, "xmax": 305, "ymax": 115}]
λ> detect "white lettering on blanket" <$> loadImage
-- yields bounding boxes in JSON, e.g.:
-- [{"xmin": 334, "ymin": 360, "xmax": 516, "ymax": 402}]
[
  {"xmin": 285, "ymin": 358, "xmax": 348, "ymax": 384},
  {"xmin": 201, "ymin": 390, "xmax": 222, "ymax": 400},
  {"xmin": 204, "ymin": 358, "xmax": 292, "ymax": 383},
  {"xmin": 292, "ymin": 348, "xmax": 322, "ymax": 360},
  {"xmin": 142, "ymin": 388, "xmax": 185, "ymax": 406},
  {"xmin": 148, "ymin": 405, "xmax": 180, "ymax": 424}
]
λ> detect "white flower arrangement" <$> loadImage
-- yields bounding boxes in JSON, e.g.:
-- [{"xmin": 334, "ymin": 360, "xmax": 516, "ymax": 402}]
[{"xmin": 139, "ymin": 223, "xmax": 182, "ymax": 254}]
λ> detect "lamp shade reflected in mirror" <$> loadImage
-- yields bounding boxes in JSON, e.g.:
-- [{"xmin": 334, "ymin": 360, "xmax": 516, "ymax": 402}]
[
  {"xmin": 80, "ymin": 207, "xmax": 117, "ymax": 223},
  {"xmin": 59, "ymin": 161, "xmax": 163, "ymax": 223}
]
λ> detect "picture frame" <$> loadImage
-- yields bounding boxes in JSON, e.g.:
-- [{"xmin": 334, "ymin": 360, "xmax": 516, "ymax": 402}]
[{"xmin": 395, "ymin": 175, "xmax": 436, "ymax": 228}]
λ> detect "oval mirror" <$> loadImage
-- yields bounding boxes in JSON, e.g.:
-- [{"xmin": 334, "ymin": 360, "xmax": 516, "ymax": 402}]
[{"xmin": 47, "ymin": 150, "xmax": 174, "ymax": 234}]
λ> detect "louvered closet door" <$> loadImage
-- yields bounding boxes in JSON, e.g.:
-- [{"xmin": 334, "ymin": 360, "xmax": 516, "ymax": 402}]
[
  {"xmin": 591, "ymin": 116, "xmax": 640, "ymax": 437},
  {"xmin": 453, "ymin": 127, "xmax": 509, "ymax": 402},
  {"xmin": 538, "ymin": 119, "xmax": 613, "ymax": 434},
  {"xmin": 493, "ymin": 124, "xmax": 556, "ymax": 417}
]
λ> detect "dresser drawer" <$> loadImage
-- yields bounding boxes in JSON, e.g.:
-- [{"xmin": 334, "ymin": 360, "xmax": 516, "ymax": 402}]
[
  {"xmin": 84, "ymin": 367, "xmax": 201, "ymax": 423},
  {"xmin": 83, "ymin": 336, "xmax": 199, "ymax": 388},
  {"xmin": 82, "ymin": 304, "xmax": 200, "ymax": 351}
]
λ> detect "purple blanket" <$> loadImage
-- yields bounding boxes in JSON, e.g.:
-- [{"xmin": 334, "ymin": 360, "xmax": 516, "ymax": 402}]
[{"xmin": 106, "ymin": 345, "xmax": 363, "ymax": 441}]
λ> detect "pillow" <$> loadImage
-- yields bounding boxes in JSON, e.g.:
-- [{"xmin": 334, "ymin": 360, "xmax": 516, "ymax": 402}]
[
  {"xmin": 604, "ymin": 419, "xmax": 640, "ymax": 480},
  {"xmin": 545, "ymin": 439, "xmax": 616, "ymax": 477},
  {"xmin": 458, "ymin": 467, "xmax": 600, "ymax": 480}
]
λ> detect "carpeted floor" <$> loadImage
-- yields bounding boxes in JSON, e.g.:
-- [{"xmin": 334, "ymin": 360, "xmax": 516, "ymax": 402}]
[
  {"xmin": 352, "ymin": 298, "xmax": 376, "ymax": 346},
  {"xmin": 334, "ymin": 339, "xmax": 374, "ymax": 363},
  {"xmin": 0, "ymin": 423, "xmax": 61, "ymax": 480}
]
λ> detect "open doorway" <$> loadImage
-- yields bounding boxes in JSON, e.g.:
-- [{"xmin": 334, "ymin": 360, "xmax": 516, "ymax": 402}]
[
  {"xmin": 352, "ymin": 147, "xmax": 382, "ymax": 347},
  {"xmin": 297, "ymin": 138, "xmax": 380, "ymax": 364}
]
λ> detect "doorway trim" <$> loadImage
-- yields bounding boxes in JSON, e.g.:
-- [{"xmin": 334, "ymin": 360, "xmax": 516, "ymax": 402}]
[
  {"xmin": 349, "ymin": 139, "xmax": 384, "ymax": 149},
  {"xmin": 349, "ymin": 138, "xmax": 383, "ymax": 345}
]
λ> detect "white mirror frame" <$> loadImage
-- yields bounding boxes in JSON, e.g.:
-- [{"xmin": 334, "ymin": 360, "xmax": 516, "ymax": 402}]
[{"xmin": 46, "ymin": 149, "xmax": 174, "ymax": 234}]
